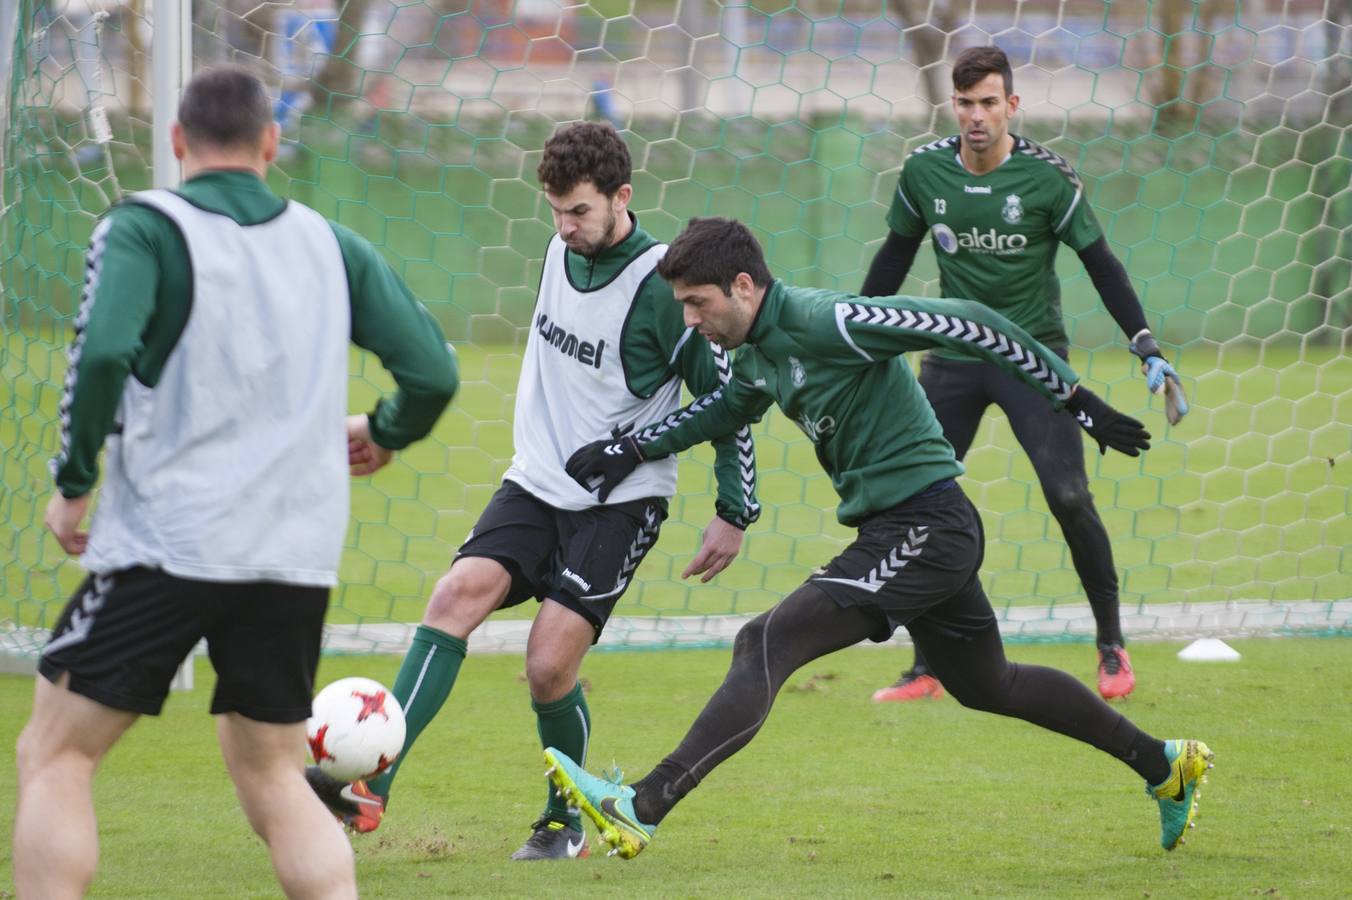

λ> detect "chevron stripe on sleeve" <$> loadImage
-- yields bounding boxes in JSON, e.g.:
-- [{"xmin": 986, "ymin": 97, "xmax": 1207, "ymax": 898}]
[
  {"xmin": 836, "ymin": 301, "xmax": 1075, "ymax": 402},
  {"xmin": 633, "ymin": 390, "xmax": 724, "ymax": 445},
  {"xmin": 710, "ymin": 344, "xmax": 760, "ymax": 527},
  {"xmin": 51, "ymin": 216, "xmax": 113, "ymax": 485},
  {"xmin": 1017, "ymin": 137, "xmax": 1083, "ymax": 191},
  {"xmin": 909, "ymin": 135, "xmax": 960, "ymax": 157}
]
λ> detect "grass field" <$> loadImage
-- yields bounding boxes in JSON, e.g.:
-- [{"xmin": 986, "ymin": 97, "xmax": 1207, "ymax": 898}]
[{"xmin": 1, "ymin": 637, "xmax": 1350, "ymax": 897}]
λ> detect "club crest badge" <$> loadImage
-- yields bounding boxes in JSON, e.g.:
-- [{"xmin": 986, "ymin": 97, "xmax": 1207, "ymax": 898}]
[
  {"xmin": 1002, "ymin": 193, "xmax": 1024, "ymax": 224},
  {"xmin": 788, "ymin": 355, "xmax": 806, "ymax": 387}
]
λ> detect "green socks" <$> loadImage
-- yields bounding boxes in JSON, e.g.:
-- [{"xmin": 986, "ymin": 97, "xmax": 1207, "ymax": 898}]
[
  {"xmin": 364, "ymin": 630, "xmax": 589, "ymax": 834},
  {"xmin": 534, "ymin": 682, "xmax": 590, "ymax": 824},
  {"xmin": 368, "ymin": 625, "xmax": 466, "ymax": 798}
]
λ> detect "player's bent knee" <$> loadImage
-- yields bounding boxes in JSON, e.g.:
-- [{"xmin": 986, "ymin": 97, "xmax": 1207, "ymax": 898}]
[
  {"xmin": 15, "ymin": 720, "xmax": 99, "ymax": 780},
  {"xmin": 526, "ymin": 639, "xmax": 590, "ymax": 698},
  {"xmin": 1045, "ymin": 482, "xmax": 1096, "ymax": 519},
  {"xmin": 13, "ymin": 725, "xmax": 43, "ymax": 780},
  {"xmin": 423, "ymin": 560, "xmax": 506, "ymax": 630},
  {"xmin": 731, "ymin": 612, "xmax": 770, "ymax": 660},
  {"xmin": 946, "ymin": 686, "xmax": 1002, "ymax": 713},
  {"xmin": 421, "ymin": 573, "xmax": 461, "ymax": 624},
  {"xmin": 524, "ymin": 654, "xmax": 578, "ymax": 700},
  {"xmin": 941, "ymin": 667, "xmax": 1018, "ymax": 714}
]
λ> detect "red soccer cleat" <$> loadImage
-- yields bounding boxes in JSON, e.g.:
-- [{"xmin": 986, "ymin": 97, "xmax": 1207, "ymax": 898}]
[
  {"xmin": 871, "ymin": 670, "xmax": 944, "ymax": 703},
  {"xmin": 1097, "ymin": 643, "xmax": 1136, "ymax": 700},
  {"xmin": 305, "ymin": 766, "xmax": 386, "ymax": 833}
]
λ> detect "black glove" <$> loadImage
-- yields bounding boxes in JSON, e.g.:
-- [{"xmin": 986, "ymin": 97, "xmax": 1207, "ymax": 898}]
[
  {"xmin": 1065, "ymin": 386, "xmax": 1151, "ymax": 457},
  {"xmin": 564, "ymin": 436, "xmax": 646, "ymax": 502}
]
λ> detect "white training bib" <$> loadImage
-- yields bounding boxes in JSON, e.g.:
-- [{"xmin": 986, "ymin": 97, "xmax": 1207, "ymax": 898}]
[
  {"xmin": 81, "ymin": 189, "xmax": 351, "ymax": 586},
  {"xmin": 504, "ymin": 234, "xmax": 680, "ymax": 508}
]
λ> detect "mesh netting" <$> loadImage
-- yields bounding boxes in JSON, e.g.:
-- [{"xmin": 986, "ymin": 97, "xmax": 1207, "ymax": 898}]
[{"xmin": 3, "ymin": 1, "xmax": 1349, "ymax": 661}]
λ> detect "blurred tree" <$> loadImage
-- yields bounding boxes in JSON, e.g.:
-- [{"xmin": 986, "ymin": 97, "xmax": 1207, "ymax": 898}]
[
  {"xmin": 222, "ymin": 0, "xmax": 280, "ymax": 61},
  {"xmin": 887, "ymin": 0, "xmax": 960, "ymax": 135},
  {"xmin": 675, "ymin": 0, "xmax": 707, "ymax": 114},
  {"xmin": 1150, "ymin": 0, "xmax": 1226, "ymax": 132},
  {"xmin": 1312, "ymin": 0, "xmax": 1352, "ymax": 336},
  {"xmin": 308, "ymin": 0, "xmax": 374, "ymax": 107},
  {"xmin": 123, "ymin": 0, "xmax": 146, "ymax": 115}
]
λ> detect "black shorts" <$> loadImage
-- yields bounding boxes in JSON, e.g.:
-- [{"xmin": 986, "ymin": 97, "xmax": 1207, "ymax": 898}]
[
  {"xmin": 808, "ymin": 481, "xmax": 995, "ymax": 643},
  {"xmin": 38, "ymin": 566, "xmax": 328, "ymax": 721},
  {"xmin": 457, "ymin": 479, "xmax": 668, "ymax": 639}
]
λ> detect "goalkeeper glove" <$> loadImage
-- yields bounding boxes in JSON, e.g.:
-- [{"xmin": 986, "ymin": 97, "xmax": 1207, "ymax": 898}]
[
  {"xmin": 565, "ymin": 435, "xmax": 646, "ymax": 502},
  {"xmin": 1130, "ymin": 330, "xmax": 1189, "ymax": 425},
  {"xmin": 1066, "ymin": 386, "xmax": 1151, "ymax": 457}
]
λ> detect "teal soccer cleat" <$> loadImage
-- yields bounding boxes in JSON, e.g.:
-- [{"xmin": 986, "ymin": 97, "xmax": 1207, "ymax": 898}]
[
  {"xmin": 1148, "ymin": 739, "xmax": 1215, "ymax": 850},
  {"xmin": 544, "ymin": 747, "xmax": 654, "ymax": 859}
]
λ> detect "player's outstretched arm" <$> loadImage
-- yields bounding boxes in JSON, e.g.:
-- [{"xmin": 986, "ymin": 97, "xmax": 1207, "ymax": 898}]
[
  {"xmin": 830, "ymin": 293, "xmax": 1151, "ymax": 456},
  {"xmin": 831, "ymin": 294, "xmax": 1081, "ymax": 404},
  {"xmin": 1064, "ymin": 387, "xmax": 1151, "ymax": 457},
  {"xmin": 1076, "ymin": 238, "xmax": 1189, "ymax": 426},
  {"xmin": 566, "ymin": 379, "xmax": 772, "ymax": 502}
]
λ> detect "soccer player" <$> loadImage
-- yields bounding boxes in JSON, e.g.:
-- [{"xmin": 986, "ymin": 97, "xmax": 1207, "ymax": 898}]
[
  {"xmin": 13, "ymin": 65, "xmax": 459, "ymax": 899},
  {"xmin": 864, "ymin": 45, "xmax": 1188, "ymax": 704},
  {"xmin": 552, "ymin": 217, "xmax": 1213, "ymax": 859},
  {"xmin": 304, "ymin": 122, "xmax": 761, "ymax": 860}
]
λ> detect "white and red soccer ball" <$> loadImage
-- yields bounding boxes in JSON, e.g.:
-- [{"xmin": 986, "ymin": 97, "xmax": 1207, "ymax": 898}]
[{"xmin": 306, "ymin": 677, "xmax": 406, "ymax": 782}]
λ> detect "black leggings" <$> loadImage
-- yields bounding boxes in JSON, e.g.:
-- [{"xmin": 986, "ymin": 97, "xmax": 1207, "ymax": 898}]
[{"xmin": 632, "ymin": 582, "xmax": 1162, "ymax": 826}]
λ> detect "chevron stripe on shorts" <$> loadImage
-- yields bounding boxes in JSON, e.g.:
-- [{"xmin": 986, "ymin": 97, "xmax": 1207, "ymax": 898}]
[{"xmin": 813, "ymin": 527, "xmax": 930, "ymax": 594}]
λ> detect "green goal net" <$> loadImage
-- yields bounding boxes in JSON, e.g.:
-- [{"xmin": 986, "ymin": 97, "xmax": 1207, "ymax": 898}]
[{"xmin": 3, "ymin": 1, "xmax": 1349, "ymax": 663}]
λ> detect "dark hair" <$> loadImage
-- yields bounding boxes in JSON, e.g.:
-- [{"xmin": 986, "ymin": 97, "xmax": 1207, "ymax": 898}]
[
  {"xmin": 177, "ymin": 64, "xmax": 273, "ymax": 149},
  {"xmin": 952, "ymin": 46, "xmax": 1014, "ymax": 95},
  {"xmin": 536, "ymin": 121, "xmax": 631, "ymax": 197},
  {"xmin": 656, "ymin": 217, "xmax": 773, "ymax": 293}
]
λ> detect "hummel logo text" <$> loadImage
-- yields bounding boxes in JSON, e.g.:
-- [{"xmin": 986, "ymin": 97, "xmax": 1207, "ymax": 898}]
[
  {"xmin": 561, "ymin": 567, "xmax": 593, "ymax": 592},
  {"xmin": 537, "ymin": 312, "xmax": 605, "ymax": 368}
]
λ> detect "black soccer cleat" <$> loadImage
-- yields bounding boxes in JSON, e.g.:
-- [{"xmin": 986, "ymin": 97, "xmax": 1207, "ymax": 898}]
[{"xmin": 510, "ymin": 816, "xmax": 590, "ymax": 860}]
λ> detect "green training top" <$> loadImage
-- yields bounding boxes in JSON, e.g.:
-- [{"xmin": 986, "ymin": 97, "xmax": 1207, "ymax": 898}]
[
  {"xmin": 53, "ymin": 170, "xmax": 459, "ymax": 497},
  {"xmin": 634, "ymin": 282, "xmax": 1080, "ymax": 526},
  {"xmin": 885, "ymin": 135, "xmax": 1102, "ymax": 356}
]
